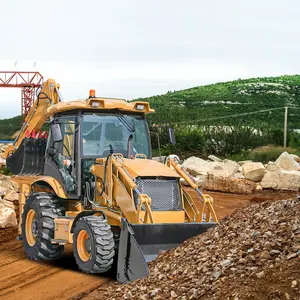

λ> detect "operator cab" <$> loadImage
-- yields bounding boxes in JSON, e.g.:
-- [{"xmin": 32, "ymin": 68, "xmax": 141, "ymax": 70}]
[
  {"xmin": 45, "ymin": 97, "xmax": 152, "ymax": 199},
  {"xmin": 81, "ymin": 112, "xmax": 150, "ymax": 158}
]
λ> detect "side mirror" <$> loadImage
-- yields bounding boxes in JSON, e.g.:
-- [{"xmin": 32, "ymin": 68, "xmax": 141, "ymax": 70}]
[
  {"xmin": 51, "ymin": 124, "xmax": 63, "ymax": 143},
  {"xmin": 168, "ymin": 127, "xmax": 176, "ymax": 145}
]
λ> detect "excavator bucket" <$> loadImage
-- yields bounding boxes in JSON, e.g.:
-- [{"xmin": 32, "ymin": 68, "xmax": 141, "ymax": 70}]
[
  {"xmin": 6, "ymin": 138, "xmax": 47, "ymax": 176},
  {"xmin": 117, "ymin": 219, "xmax": 216, "ymax": 283}
]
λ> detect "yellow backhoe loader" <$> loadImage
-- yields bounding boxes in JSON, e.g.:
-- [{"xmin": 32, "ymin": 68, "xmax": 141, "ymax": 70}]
[{"xmin": 3, "ymin": 79, "xmax": 218, "ymax": 283}]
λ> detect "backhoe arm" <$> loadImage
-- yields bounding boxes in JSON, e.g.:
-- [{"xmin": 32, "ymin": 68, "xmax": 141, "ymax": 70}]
[{"xmin": 4, "ymin": 79, "xmax": 61, "ymax": 158}]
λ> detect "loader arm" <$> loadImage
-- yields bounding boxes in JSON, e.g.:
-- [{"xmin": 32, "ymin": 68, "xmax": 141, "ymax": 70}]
[
  {"xmin": 166, "ymin": 156, "xmax": 218, "ymax": 223},
  {"xmin": 4, "ymin": 79, "xmax": 62, "ymax": 158}
]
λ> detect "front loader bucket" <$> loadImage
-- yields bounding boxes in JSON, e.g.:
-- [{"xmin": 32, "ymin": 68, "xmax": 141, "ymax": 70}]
[{"xmin": 117, "ymin": 219, "xmax": 216, "ymax": 283}]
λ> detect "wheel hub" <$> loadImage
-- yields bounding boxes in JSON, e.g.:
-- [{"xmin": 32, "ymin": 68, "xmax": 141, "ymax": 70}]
[
  {"xmin": 84, "ymin": 238, "xmax": 91, "ymax": 253},
  {"xmin": 77, "ymin": 229, "xmax": 92, "ymax": 262},
  {"xmin": 25, "ymin": 209, "xmax": 37, "ymax": 246},
  {"xmin": 31, "ymin": 219, "xmax": 38, "ymax": 237}
]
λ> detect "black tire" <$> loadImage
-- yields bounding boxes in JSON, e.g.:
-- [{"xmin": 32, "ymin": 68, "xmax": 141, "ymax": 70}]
[
  {"xmin": 21, "ymin": 192, "xmax": 65, "ymax": 260},
  {"xmin": 73, "ymin": 215, "xmax": 115, "ymax": 274}
]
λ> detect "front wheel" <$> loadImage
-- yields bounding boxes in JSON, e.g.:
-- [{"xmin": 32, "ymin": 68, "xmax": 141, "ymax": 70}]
[
  {"xmin": 73, "ymin": 215, "xmax": 115, "ymax": 274},
  {"xmin": 21, "ymin": 193, "xmax": 65, "ymax": 260}
]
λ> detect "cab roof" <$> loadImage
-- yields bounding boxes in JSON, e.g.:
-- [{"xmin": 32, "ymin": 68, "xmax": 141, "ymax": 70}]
[{"xmin": 46, "ymin": 97, "xmax": 154, "ymax": 117}]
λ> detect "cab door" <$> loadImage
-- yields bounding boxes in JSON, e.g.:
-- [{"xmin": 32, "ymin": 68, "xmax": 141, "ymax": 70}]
[{"xmin": 44, "ymin": 116, "xmax": 78, "ymax": 195}]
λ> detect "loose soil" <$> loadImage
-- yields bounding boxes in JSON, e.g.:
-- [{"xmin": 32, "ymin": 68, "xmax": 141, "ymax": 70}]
[
  {"xmin": 84, "ymin": 198, "xmax": 300, "ymax": 300},
  {"xmin": 0, "ymin": 189, "xmax": 297, "ymax": 300}
]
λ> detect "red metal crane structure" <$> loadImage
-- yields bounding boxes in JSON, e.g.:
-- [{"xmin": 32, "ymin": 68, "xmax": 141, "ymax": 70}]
[{"xmin": 0, "ymin": 71, "xmax": 44, "ymax": 117}]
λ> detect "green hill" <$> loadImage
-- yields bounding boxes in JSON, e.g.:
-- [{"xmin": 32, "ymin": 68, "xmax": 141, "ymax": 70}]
[
  {"xmin": 0, "ymin": 116, "xmax": 22, "ymax": 140},
  {"xmin": 2, "ymin": 75, "xmax": 300, "ymax": 155},
  {"xmin": 137, "ymin": 75, "xmax": 300, "ymax": 128}
]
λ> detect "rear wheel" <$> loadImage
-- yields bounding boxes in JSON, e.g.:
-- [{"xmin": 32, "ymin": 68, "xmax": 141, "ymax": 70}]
[
  {"xmin": 21, "ymin": 193, "xmax": 65, "ymax": 260},
  {"xmin": 73, "ymin": 215, "xmax": 115, "ymax": 273}
]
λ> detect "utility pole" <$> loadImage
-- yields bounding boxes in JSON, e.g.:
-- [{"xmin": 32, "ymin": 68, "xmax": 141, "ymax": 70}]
[{"xmin": 284, "ymin": 106, "xmax": 288, "ymax": 148}]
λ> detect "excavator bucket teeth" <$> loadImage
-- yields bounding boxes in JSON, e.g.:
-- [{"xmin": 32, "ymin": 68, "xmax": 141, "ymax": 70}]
[{"xmin": 117, "ymin": 219, "xmax": 216, "ymax": 283}]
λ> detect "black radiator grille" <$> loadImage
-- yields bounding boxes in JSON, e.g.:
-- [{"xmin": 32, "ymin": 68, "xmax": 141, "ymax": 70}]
[{"xmin": 135, "ymin": 177, "xmax": 182, "ymax": 211}]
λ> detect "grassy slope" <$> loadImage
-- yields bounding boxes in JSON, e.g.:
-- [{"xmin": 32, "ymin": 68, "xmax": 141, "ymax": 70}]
[
  {"xmin": 0, "ymin": 115, "xmax": 22, "ymax": 140},
  {"xmin": 1, "ymin": 75, "xmax": 300, "ymax": 139},
  {"xmin": 136, "ymin": 75, "xmax": 300, "ymax": 127}
]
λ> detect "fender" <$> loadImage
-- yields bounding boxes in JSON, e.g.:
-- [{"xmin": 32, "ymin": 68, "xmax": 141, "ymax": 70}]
[
  {"xmin": 70, "ymin": 210, "xmax": 106, "ymax": 233},
  {"xmin": 12, "ymin": 175, "xmax": 68, "ymax": 199}
]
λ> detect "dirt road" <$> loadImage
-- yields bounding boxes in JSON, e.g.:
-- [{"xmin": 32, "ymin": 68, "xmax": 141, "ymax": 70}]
[
  {"xmin": 0, "ymin": 241, "xmax": 109, "ymax": 300},
  {"xmin": 0, "ymin": 190, "xmax": 297, "ymax": 300}
]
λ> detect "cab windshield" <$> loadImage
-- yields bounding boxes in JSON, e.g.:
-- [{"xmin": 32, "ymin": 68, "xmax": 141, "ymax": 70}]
[{"xmin": 81, "ymin": 112, "xmax": 150, "ymax": 158}]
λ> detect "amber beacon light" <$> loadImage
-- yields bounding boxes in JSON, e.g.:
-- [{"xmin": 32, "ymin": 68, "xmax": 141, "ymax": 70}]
[{"xmin": 89, "ymin": 89, "xmax": 96, "ymax": 98}]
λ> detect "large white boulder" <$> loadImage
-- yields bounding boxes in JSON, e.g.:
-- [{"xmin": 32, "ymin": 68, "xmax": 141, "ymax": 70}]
[
  {"xmin": 290, "ymin": 154, "xmax": 300, "ymax": 163},
  {"xmin": 222, "ymin": 159, "xmax": 240, "ymax": 176},
  {"xmin": 238, "ymin": 160, "xmax": 252, "ymax": 166},
  {"xmin": 261, "ymin": 170, "xmax": 300, "ymax": 191},
  {"xmin": 0, "ymin": 199, "xmax": 17, "ymax": 228},
  {"xmin": 182, "ymin": 156, "xmax": 214, "ymax": 176},
  {"xmin": 275, "ymin": 151, "xmax": 300, "ymax": 171},
  {"xmin": 265, "ymin": 162, "xmax": 281, "ymax": 172},
  {"xmin": 202, "ymin": 175, "xmax": 256, "ymax": 194},
  {"xmin": 242, "ymin": 162, "xmax": 265, "ymax": 182},
  {"xmin": 208, "ymin": 155, "xmax": 222, "ymax": 162},
  {"xmin": 182, "ymin": 157, "xmax": 239, "ymax": 178}
]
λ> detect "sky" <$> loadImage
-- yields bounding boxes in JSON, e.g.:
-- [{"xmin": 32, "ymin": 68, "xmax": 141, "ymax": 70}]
[{"xmin": 0, "ymin": 0, "xmax": 300, "ymax": 118}]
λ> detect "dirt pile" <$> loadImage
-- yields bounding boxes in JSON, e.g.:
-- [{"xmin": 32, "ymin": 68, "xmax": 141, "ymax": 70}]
[{"xmin": 87, "ymin": 198, "xmax": 300, "ymax": 300}]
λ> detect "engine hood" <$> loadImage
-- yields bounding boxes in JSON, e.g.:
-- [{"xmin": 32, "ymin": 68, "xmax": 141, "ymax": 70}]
[{"xmin": 121, "ymin": 158, "xmax": 180, "ymax": 178}]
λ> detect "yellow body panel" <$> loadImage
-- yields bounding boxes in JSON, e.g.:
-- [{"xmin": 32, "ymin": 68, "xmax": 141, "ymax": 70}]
[
  {"xmin": 120, "ymin": 158, "xmax": 180, "ymax": 178},
  {"xmin": 139, "ymin": 211, "xmax": 185, "ymax": 223},
  {"xmin": 12, "ymin": 176, "xmax": 68, "ymax": 199}
]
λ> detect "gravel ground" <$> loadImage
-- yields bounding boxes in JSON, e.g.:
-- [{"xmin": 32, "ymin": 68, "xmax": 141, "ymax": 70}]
[{"xmin": 82, "ymin": 198, "xmax": 300, "ymax": 300}]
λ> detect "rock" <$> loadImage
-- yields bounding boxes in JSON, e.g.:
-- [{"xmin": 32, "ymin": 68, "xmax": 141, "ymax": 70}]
[
  {"xmin": 203, "ymin": 175, "xmax": 256, "ymax": 194},
  {"xmin": 291, "ymin": 280, "xmax": 297, "ymax": 288},
  {"xmin": 208, "ymin": 155, "xmax": 222, "ymax": 162},
  {"xmin": 0, "ymin": 186, "xmax": 6, "ymax": 197},
  {"xmin": 222, "ymin": 159, "xmax": 240, "ymax": 176},
  {"xmin": 255, "ymin": 271, "xmax": 265, "ymax": 278},
  {"xmin": 242, "ymin": 162, "xmax": 265, "ymax": 182},
  {"xmin": 4, "ymin": 190, "xmax": 19, "ymax": 202},
  {"xmin": 0, "ymin": 158, "xmax": 6, "ymax": 167},
  {"xmin": 275, "ymin": 151, "xmax": 300, "ymax": 171},
  {"xmin": 150, "ymin": 288, "xmax": 160, "ymax": 297},
  {"xmin": 182, "ymin": 157, "xmax": 239, "ymax": 177},
  {"xmin": 182, "ymin": 156, "xmax": 214, "ymax": 176},
  {"xmin": 170, "ymin": 291, "xmax": 177, "ymax": 298},
  {"xmin": 260, "ymin": 250, "xmax": 270, "ymax": 259},
  {"xmin": 286, "ymin": 253, "xmax": 297, "ymax": 260},
  {"xmin": 232, "ymin": 172, "xmax": 245, "ymax": 179},
  {"xmin": 256, "ymin": 183, "xmax": 263, "ymax": 191},
  {"xmin": 0, "ymin": 199, "xmax": 17, "ymax": 228},
  {"xmin": 266, "ymin": 162, "xmax": 281, "ymax": 172},
  {"xmin": 213, "ymin": 270, "xmax": 222, "ymax": 279},
  {"xmin": 220, "ymin": 259, "xmax": 232, "ymax": 268},
  {"xmin": 270, "ymin": 249, "xmax": 281, "ymax": 255},
  {"xmin": 290, "ymin": 154, "xmax": 300, "ymax": 163},
  {"xmin": 238, "ymin": 160, "xmax": 252, "ymax": 165},
  {"xmin": 261, "ymin": 170, "xmax": 300, "ymax": 191}
]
